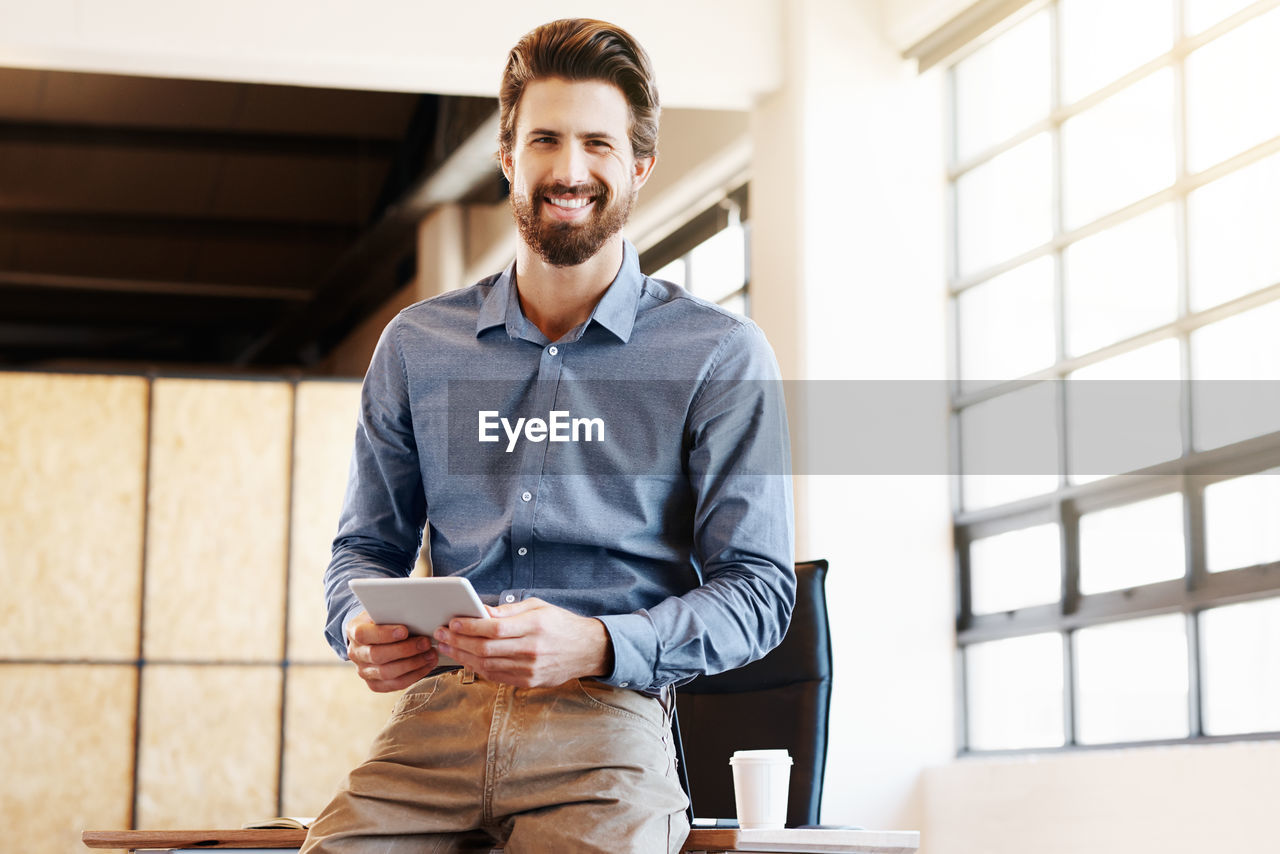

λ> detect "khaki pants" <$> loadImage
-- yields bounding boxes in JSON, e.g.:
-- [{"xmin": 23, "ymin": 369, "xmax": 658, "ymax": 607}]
[{"xmin": 301, "ymin": 669, "xmax": 690, "ymax": 853}]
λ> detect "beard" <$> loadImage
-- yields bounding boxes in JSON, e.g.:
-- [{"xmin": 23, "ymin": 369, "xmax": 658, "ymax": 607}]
[{"xmin": 510, "ymin": 178, "xmax": 634, "ymax": 267}]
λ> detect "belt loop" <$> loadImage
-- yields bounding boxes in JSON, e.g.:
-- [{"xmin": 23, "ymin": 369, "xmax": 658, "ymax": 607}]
[{"xmin": 461, "ymin": 667, "xmax": 476, "ymax": 684}]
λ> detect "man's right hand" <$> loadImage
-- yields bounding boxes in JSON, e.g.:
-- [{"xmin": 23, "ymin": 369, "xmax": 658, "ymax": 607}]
[{"xmin": 346, "ymin": 611, "xmax": 440, "ymax": 693}]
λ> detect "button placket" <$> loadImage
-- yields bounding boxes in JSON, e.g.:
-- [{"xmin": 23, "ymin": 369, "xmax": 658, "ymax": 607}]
[{"xmin": 508, "ymin": 341, "xmax": 564, "ymax": 591}]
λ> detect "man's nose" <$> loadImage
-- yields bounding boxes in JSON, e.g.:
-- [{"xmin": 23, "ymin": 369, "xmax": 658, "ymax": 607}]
[{"xmin": 550, "ymin": 142, "xmax": 590, "ymax": 186}]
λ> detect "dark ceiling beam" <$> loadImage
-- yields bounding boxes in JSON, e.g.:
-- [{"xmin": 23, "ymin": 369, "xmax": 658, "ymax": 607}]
[
  {"xmin": 0, "ymin": 270, "xmax": 311, "ymax": 301},
  {"xmin": 0, "ymin": 210, "xmax": 360, "ymax": 242},
  {"xmin": 235, "ymin": 100, "xmax": 503, "ymax": 367},
  {"xmin": 0, "ymin": 321, "xmax": 253, "ymax": 367},
  {"xmin": 0, "ymin": 119, "xmax": 400, "ymax": 160}
]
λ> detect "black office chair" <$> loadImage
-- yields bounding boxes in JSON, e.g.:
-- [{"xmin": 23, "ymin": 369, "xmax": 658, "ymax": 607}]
[{"xmin": 673, "ymin": 559, "xmax": 832, "ymax": 828}]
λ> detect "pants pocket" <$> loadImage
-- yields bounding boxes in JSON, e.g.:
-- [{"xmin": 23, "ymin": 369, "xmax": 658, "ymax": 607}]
[
  {"xmin": 388, "ymin": 672, "xmax": 443, "ymax": 719},
  {"xmin": 573, "ymin": 678, "xmax": 667, "ymax": 735}
]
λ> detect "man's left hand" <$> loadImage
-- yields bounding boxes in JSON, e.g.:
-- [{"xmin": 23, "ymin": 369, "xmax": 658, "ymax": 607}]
[{"xmin": 433, "ymin": 597, "xmax": 614, "ymax": 688}]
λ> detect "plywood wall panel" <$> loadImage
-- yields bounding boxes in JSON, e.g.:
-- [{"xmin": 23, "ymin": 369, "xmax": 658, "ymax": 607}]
[
  {"xmin": 136, "ymin": 664, "xmax": 281, "ymax": 828},
  {"xmin": 0, "ymin": 664, "xmax": 136, "ymax": 854},
  {"xmin": 0, "ymin": 373, "xmax": 147, "ymax": 659},
  {"xmin": 144, "ymin": 379, "xmax": 292, "ymax": 661},
  {"xmin": 280, "ymin": 664, "xmax": 399, "ymax": 815},
  {"xmin": 287, "ymin": 381, "xmax": 362, "ymax": 663}
]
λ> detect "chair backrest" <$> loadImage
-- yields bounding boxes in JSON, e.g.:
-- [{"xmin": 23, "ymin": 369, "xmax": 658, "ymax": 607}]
[{"xmin": 674, "ymin": 559, "xmax": 832, "ymax": 827}]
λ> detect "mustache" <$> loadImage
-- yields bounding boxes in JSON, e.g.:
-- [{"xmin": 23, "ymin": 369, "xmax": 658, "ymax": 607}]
[{"xmin": 536, "ymin": 181, "xmax": 609, "ymax": 202}]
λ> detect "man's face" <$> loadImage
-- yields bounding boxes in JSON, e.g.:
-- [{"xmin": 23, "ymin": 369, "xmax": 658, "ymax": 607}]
[{"xmin": 502, "ymin": 78, "xmax": 654, "ymax": 267}]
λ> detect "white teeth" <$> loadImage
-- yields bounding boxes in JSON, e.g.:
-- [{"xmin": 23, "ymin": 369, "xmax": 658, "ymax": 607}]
[{"xmin": 548, "ymin": 197, "xmax": 591, "ymax": 209}]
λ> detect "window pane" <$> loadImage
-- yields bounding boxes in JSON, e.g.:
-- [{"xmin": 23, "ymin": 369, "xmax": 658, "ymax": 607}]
[
  {"xmin": 1185, "ymin": 6, "xmax": 1280, "ymax": 173},
  {"xmin": 953, "ymin": 9, "xmax": 1051, "ymax": 161},
  {"xmin": 1186, "ymin": 151, "xmax": 1280, "ymax": 312},
  {"xmin": 970, "ymin": 523, "xmax": 1061, "ymax": 615},
  {"xmin": 1079, "ymin": 492, "xmax": 1185, "ymax": 594},
  {"xmin": 956, "ymin": 133, "xmax": 1053, "ymax": 276},
  {"xmin": 1059, "ymin": 0, "xmax": 1175, "ymax": 104},
  {"xmin": 966, "ymin": 633, "xmax": 1065, "ymax": 750},
  {"xmin": 1190, "ymin": 300, "xmax": 1280, "ymax": 450},
  {"xmin": 1186, "ymin": 0, "xmax": 1258, "ymax": 34},
  {"xmin": 1204, "ymin": 467, "xmax": 1280, "ymax": 572},
  {"xmin": 957, "ymin": 256, "xmax": 1055, "ymax": 389},
  {"xmin": 1075, "ymin": 614, "xmax": 1190, "ymax": 743},
  {"xmin": 1201, "ymin": 597, "xmax": 1280, "ymax": 735},
  {"xmin": 1066, "ymin": 339, "xmax": 1183, "ymax": 483},
  {"xmin": 1063, "ymin": 204, "xmax": 1178, "ymax": 356},
  {"xmin": 1062, "ymin": 69, "xmax": 1177, "ymax": 229},
  {"xmin": 652, "ymin": 257, "xmax": 686, "ymax": 287},
  {"xmin": 687, "ymin": 223, "xmax": 746, "ymax": 304},
  {"xmin": 960, "ymin": 383, "xmax": 1060, "ymax": 511}
]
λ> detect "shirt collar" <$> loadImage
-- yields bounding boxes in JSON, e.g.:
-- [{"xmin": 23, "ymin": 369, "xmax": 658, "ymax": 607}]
[{"xmin": 475, "ymin": 240, "xmax": 643, "ymax": 344}]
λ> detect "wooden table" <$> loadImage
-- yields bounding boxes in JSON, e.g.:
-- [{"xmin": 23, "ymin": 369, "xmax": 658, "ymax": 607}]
[{"xmin": 84, "ymin": 826, "xmax": 919, "ymax": 853}]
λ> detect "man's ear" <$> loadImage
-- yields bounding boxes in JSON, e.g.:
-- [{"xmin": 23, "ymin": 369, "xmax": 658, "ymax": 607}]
[
  {"xmin": 499, "ymin": 147, "xmax": 514, "ymax": 183},
  {"xmin": 632, "ymin": 155, "xmax": 657, "ymax": 191}
]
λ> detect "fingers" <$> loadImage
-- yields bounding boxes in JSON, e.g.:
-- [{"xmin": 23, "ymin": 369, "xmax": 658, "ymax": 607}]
[
  {"xmin": 485, "ymin": 596, "xmax": 545, "ymax": 618},
  {"xmin": 356, "ymin": 645, "xmax": 439, "ymax": 691},
  {"xmin": 447, "ymin": 599, "xmax": 549, "ymax": 640},
  {"xmin": 351, "ymin": 619, "xmax": 410, "ymax": 646},
  {"xmin": 363, "ymin": 658, "xmax": 440, "ymax": 693},
  {"xmin": 434, "ymin": 632, "xmax": 529, "ymax": 663},
  {"xmin": 351, "ymin": 634, "xmax": 434, "ymax": 665}
]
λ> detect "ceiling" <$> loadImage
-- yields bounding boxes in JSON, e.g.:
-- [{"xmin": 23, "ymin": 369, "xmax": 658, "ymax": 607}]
[{"xmin": 0, "ymin": 66, "xmax": 503, "ymax": 370}]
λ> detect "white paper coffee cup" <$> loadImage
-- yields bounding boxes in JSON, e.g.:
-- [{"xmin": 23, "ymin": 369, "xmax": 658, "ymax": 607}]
[{"xmin": 729, "ymin": 749, "xmax": 792, "ymax": 829}]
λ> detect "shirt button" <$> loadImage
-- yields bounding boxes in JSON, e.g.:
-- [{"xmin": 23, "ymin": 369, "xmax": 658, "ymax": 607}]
[
  {"xmin": 619, "ymin": 682, "xmax": 629, "ymax": 688},
  {"xmin": 548, "ymin": 345, "xmax": 559, "ymax": 356},
  {"xmin": 517, "ymin": 547, "xmax": 528, "ymax": 556},
  {"xmin": 505, "ymin": 594, "xmax": 516, "ymax": 603},
  {"xmin": 521, "ymin": 491, "xmax": 532, "ymax": 502}
]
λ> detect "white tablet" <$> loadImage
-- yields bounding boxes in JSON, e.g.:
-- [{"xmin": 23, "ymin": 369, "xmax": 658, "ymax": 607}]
[{"xmin": 348, "ymin": 577, "xmax": 488, "ymax": 668}]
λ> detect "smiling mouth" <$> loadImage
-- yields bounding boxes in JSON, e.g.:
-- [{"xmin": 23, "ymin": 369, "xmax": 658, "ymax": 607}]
[{"xmin": 545, "ymin": 196, "xmax": 594, "ymax": 210}]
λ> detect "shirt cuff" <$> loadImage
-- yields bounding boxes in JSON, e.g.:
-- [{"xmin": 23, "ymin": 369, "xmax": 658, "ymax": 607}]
[{"xmin": 595, "ymin": 612, "xmax": 658, "ymax": 690}]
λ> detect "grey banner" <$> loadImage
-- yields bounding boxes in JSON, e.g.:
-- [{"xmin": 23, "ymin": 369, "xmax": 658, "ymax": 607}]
[{"xmin": 443, "ymin": 380, "xmax": 1280, "ymax": 475}]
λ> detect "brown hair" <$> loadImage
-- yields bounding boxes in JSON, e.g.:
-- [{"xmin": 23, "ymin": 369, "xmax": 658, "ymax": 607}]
[{"xmin": 499, "ymin": 18, "xmax": 660, "ymax": 160}]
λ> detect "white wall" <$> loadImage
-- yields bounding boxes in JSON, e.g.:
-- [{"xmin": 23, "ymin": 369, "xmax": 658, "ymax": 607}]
[
  {"xmin": 0, "ymin": 0, "xmax": 778, "ymax": 109},
  {"xmin": 748, "ymin": 0, "xmax": 956, "ymax": 834},
  {"xmin": 923, "ymin": 741, "xmax": 1280, "ymax": 854}
]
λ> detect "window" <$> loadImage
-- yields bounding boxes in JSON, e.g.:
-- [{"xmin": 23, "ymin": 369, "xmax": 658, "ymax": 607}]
[
  {"xmin": 641, "ymin": 184, "xmax": 751, "ymax": 317},
  {"xmin": 949, "ymin": 0, "xmax": 1280, "ymax": 752}
]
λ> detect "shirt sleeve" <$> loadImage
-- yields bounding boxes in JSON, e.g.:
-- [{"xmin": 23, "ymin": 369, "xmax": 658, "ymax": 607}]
[
  {"xmin": 322, "ymin": 317, "xmax": 428, "ymax": 659},
  {"xmin": 596, "ymin": 320, "xmax": 796, "ymax": 690}
]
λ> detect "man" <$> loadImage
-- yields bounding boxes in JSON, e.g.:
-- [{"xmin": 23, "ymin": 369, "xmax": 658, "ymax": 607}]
[{"xmin": 302, "ymin": 18, "xmax": 794, "ymax": 854}]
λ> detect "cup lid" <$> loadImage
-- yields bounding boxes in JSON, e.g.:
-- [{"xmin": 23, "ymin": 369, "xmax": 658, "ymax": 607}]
[{"xmin": 729, "ymin": 748, "xmax": 793, "ymax": 765}]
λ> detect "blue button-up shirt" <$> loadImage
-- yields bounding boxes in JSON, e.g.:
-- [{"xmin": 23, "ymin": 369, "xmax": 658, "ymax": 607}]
[{"xmin": 325, "ymin": 241, "xmax": 795, "ymax": 692}]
